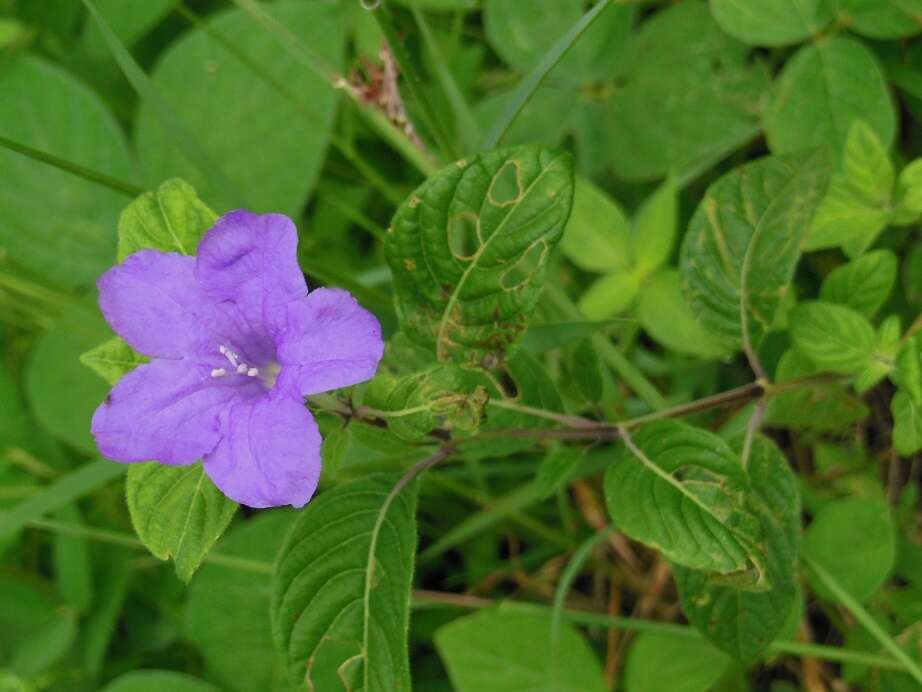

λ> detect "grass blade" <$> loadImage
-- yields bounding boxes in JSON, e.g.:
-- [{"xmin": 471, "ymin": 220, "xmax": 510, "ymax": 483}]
[
  {"xmin": 0, "ymin": 460, "xmax": 126, "ymax": 539},
  {"xmin": 0, "ymin": 134, "xmax": 142, "ymax": 197},
  {"xmin": 481, "ymin": 0, "xmax": 612, "ymax": 150}
]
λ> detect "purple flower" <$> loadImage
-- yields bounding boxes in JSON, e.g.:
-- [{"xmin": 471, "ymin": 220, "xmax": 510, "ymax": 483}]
[{"xmin": 91, "ymin": 210, "xmax": 383, "ymax": 508}]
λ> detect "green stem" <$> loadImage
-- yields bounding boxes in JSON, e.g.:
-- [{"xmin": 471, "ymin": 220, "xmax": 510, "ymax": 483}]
[
  {"xmin": 411, "ymin": 591, "xmax": 910, "ymax": 672},
  {"xmin": 373, "ymin": 2, "xmax": 458, "ymax": 161},
  {"xmin": 27, "ymin": 518, "xmax": 272, "ymax": 574},
  {"xmin": 480, "ymin": 0, "xmax": 612, "ymax": 149},
  {"xmin": 803, "ymin": 555, "xmax": 922, "ymax": 685},
  {"xmin": 0, "ymin": 134, "xmax": 142, "ymax": 198}
]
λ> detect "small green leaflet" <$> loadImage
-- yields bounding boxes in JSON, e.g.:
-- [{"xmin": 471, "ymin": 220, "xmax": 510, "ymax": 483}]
[
  {"xmin": 788, "ymin": 301, "xmax": 877, "ymax": 375},
  {"xmin": 80, "ymin": 338, "xmax": 147, "ymax": 385},
  {"xmin": 434, "ymin": 607, "xmax": 607, "ymax": 692},
  {"xmin": 272, "ymin": 474, "xmax": 418, "ymax": 692},
  {"xmin": 893, "ymin": 391, "xmax": 922, "ymax": 455},
  {"xmin": 126, "ymin": 463, "xmax": 236, "ymax": 583},
  {"xmin": 674, "ymin": 435, "xmax": 801, "ymax": 662},
  {"xmin": 117, "ymin": 177, "xmax": 217, "ymax": 260},
  {"xmin": 766, "ymin": 38, "xmax": 895, "ymax": 156},
  {"xmin": 710, "ymin": 0, "xmax": 834, "ymax": 47},
  {"xmin": 604, "ymin": 420, "xmax": 765, "ymax": 578},
  {"xmin": 819, "ymin": 249, "xmax": 897, "ymax": 318},
  {"xmin": 804, "ymin": 497, "xmax": 896, "ymax": 602},
  {"xmin": 386, "ymin": 145, "xmax": 574, "ymax": 365},
  {"xmin": 680, "ymin": 150, "xmax": 829, "ymax": 349}
]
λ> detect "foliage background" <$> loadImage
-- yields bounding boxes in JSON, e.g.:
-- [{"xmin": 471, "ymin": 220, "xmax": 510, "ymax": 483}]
[{"xmin": 1, "ymin": 0, "xmax": 922, "ymax": 690}]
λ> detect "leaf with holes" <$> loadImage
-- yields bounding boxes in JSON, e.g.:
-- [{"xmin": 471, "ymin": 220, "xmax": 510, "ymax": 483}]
[
  {"xmin": 680, "ymin": 151, "xmax": 829, "ymax": 349},
  {"xmin": 674, "ymin": 435, "xmax": 801, "ymax": 661},
  {"xmin": 386, "ymin": 146, "xmax": 573, "ymax": 365},
  {"xmin": 126, "ymin": 462, "xmax": 237, "ymax": 583},
  {"xmin": 364, "ymin": 365, "xmax": 489, "ymax": 441},
  {"xmin": 604, "ymin": 420, "xmax": 765, "ymax": 579},
  {"xmin": 117, "ymin": 178, "xmax": 216, "ymax": 260},
  {"xmin": 272, "ymin": 474, "xmax": 418, "ymax": 692}
]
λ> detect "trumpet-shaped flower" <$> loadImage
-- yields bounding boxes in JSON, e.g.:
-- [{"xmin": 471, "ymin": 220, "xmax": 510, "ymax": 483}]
[{"xmin": 91, "ymin": 210, "xmax": 383, "ymax": 508}]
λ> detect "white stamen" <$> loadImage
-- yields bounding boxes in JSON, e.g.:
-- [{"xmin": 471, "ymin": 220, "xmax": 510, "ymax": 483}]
[
  {"xmin": 236, "ymin": 363, "xmax": 248, "ymax": 374},
  {"xmin": 210, "ymin": 368, "xmax": 226, "ymax": 378},
  {"xmin": 219, "ymin": 345, "xmax": 240, "ymax": 369},
  {"xmin": 246, "ymin": 367, "xmax": 259, "ymax": 377}
]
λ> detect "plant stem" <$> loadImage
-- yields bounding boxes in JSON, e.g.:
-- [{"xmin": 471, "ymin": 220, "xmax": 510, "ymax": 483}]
[
  {"xmin": 0, "ymin": 134, "xmax": 142, "ymax": 198},
  {"xmin": 803, "ymin": 555, "xmax": 922, "ymax": 685},
  {"xmin": 372, "ymin": 1, "xmax": 459, "ymax": 161},
  {"xmin": 230, "ymin": 0, "xmax": 438, "ymax": 177},
  {"xmin": 411, "ymin": 590, "xmax": 910, "ymax": 672}
]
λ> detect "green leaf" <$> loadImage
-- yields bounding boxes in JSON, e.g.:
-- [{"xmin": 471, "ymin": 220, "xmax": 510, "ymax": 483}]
[
  {"xmin": 51, "ymin": 505, "xmax": 93, "ymax": 613},
  {"xmin": 674, "ymin": 436, "xmax": 801, "ymax": 661},
  {"xmin": 807, "ymin": 121, "xmax": 895, "ymax": 254},
  {"xmin": 841, "ymin": 120, "xmax": 895, "ymax": 204},
  {"xmin": 126, "ymin": 462, "xmax": 237, "ymax": 583},
  {"xmin": 897, "ymin": 158, "xmax": 922, "ymax": 216},
  {"xmin": 26, "ymin": 302, "xmax": 113, "ymax": 453},
  {"xmin": 578, "ymin": 271, "xmax": 639, "ymax": 320},
  {"xmin": 136, "ymin": 1, "xmax": 343, "ymax": 216},
  {"xmin": 0, "ymin": 55, "xmax": 135, "ymax": 289},
  {"xmin": 680, "ymin": 151, "xmax": 829, "ymax": 348},
  {"xmin": 606, "ymin": 1, "xmax": 768, "ymax": 181},
  {"xmin": 101, "ymin": 670, "xmax": 220, "ymax": 692},
  {"xmin": 386, "ymin": 145, "xmax": 574, "ymax": 365},
  {"xmin": 185, "ymin": 511, "xmax": 291, "ymax": 692},
  {"xmin": 604, "ymin": 420, "xmax": 764, "ymax": 577},
  {"xmin": 636, "ymin": 270, "xmax": 729, "ymax": 360},
  {"xmin": 804, "ymin": 497, "xmax": 895, "ymax": 602},
  {"xmin": 631, "ymin": 176, "xmax": 677, "ymax": 279},
  {"xmin": 820, "ymin": 249, "xmax": 897, "ymax": 318},
  {"xmin": 80, "ymin": 337, "xmax": 146, "ymax": 386},
  {"xmin": 272, "ymin": 475, "xmax": 418, "ymax": 692},
  {"xmin": 623, "ymin": 631, "xmax": 730, "ymax": 692},
  {"xmin": 893, "ymin": 390, "xmax": 922, "ymax": 456},
  {"xmin": 767, "ymin": 349, "xmax": 870, "ymax": 432},
  {"xmin": 893, "ymin": 336, "xmax": 922, "ymax": 403},
  {"xmin": 434, "ymin": 607, "xmax": 607, "ymax": 692},
  {"xmin": 837, "ymin": 0, "xmax": 922, "ymax": 39},
  {"xmin": 709, "ymin": 0, "xmax": 835, "ymax": 46},
  {"xmin": 766, "ymin": 38, "xmax": 896, "ymax": 156},
  {"xmin": 789, "ymin": 301, "xmax": 876, "ymax": 374},
  {"xmin": 560, "ymin": 177, "xmax": 631, "ymax": 273},
  {"xmin": 571, "ymin": 338, "xmax": 603, "ymax": 403},
  {"xmin": 117, "ymin": 178, "xmax": 217, "ymax": 260}
]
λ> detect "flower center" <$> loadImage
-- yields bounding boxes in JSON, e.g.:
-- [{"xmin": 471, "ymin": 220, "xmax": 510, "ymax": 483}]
[{"xmin": 210, "ymin": 345, "xmax": 280, "ymax": 390}]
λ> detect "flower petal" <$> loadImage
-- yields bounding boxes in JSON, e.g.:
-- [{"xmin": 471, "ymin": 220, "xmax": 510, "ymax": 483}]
[
  {"xmin": 196, "ymin": 210, "xmax": 307, "ymax": 340},
  {"xmin": 98, "ymin": 251, "xmax": 234, "ymax": 359},
  {"xmin": 203, "ymin": 394, "xmax": 321, "ymax": 508},
  {"xmin": 91, "ymin": 359, "xmax": 245, "ymax": 465},
  {"xmin": 275, "ymin": 287, "xmax": 384, "ymax": 396}
]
